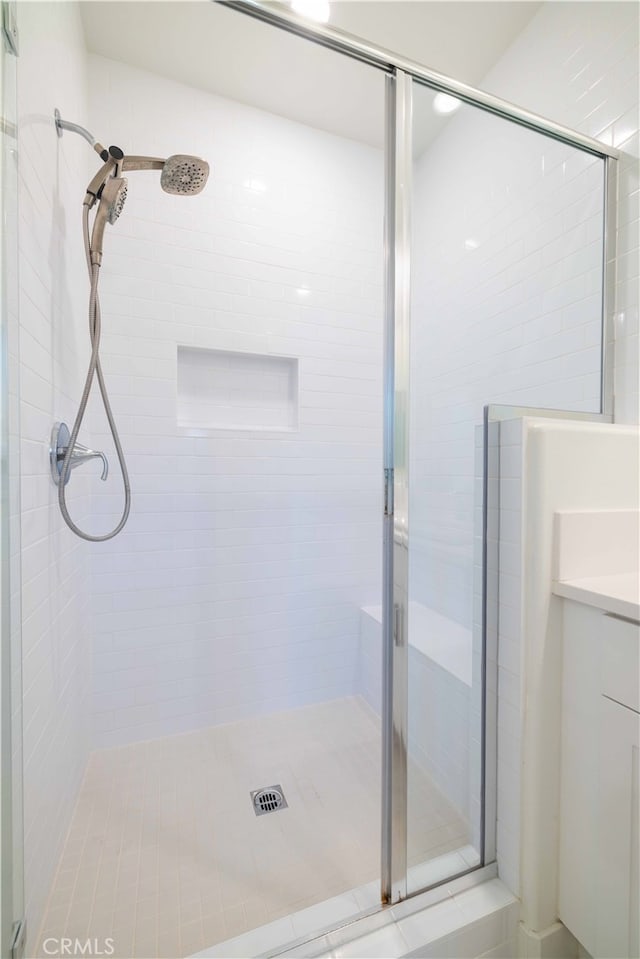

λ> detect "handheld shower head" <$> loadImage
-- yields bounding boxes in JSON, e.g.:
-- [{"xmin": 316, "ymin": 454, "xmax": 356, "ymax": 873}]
[
  {"xmin": 90, "ymin": 176, "xmax": 128, "ymax": 265},
  {"xmin": 104, "ymin": 176, "xmax": 128, "ymax": 223},
  {"xmin": 160, "ymin": 155, "xmax": 210, "ymax": 196}
]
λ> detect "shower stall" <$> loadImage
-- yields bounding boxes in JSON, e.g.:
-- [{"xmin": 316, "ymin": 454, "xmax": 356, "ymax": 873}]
[{"xmin": 0, "ymin": 2, "xmax": 617, "ymax": 957}]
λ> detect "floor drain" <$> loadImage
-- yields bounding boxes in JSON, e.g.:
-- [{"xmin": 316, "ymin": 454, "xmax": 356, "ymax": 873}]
[{"xmin": 251, "ymin": 784, "xmax": 288, "ymax": 816}]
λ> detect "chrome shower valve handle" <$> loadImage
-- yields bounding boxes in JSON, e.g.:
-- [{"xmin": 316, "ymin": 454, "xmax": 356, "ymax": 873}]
[
  {"xmin": 50, "ymin": 422, "xmax": 109, "ymax": 486},
  {"xmin": 66, "ymin": 442, "xmax": 109, "ymax": 481}
]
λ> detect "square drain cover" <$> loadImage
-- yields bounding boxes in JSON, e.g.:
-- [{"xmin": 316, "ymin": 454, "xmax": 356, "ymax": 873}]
[{"xmin": 251, "ymin": 784, "xmax": 288, "ymax": 816}]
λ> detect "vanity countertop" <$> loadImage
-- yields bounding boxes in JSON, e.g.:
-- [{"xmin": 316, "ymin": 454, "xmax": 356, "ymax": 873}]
[{"xmin": 553, "ymin": 571, "xmax": 640, "ymax": 622}]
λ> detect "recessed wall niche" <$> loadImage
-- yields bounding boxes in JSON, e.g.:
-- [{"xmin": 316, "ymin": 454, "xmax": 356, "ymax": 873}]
[{"xmin": 177, "ymin": 345, "xmax": 299, "ymax": 431}]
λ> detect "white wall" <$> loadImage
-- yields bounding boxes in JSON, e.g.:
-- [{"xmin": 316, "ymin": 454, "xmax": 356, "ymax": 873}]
[
  {"xmin": 16, "ymin": 2, "xmax": 93, "ymax": 951},
  {"xmin": 86, "ymin": 55, "xmax": 384, "ymax": 747}
]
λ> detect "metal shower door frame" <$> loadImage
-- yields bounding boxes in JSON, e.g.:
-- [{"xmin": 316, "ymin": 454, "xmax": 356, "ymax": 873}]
[{"xmin": 381, "ymin": 69, "xmax": 411, "ymax": 905}]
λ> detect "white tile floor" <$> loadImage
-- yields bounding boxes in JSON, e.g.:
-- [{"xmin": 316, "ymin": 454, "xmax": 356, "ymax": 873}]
[{"xmin": 35, "ymin": 696, "xmax": 469, "ymax": 959}]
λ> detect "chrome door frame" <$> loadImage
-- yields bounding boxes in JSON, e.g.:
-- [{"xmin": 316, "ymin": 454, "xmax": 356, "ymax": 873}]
[
  {"xmin": 602, "ymin": 155, "xmax": 618, "ymax": 419},
  {"xmin": 381, "ymin": 69, "xmax": 412, "ymax": 905},
  {"xmin": 1, "ymin": 11, "xmax": 23, "ymax": 959}
]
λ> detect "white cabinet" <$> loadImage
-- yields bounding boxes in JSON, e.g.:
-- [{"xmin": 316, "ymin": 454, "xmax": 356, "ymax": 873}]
[
  {"xmin": 558, "ymin": 600, "xmax": 640, "ymax": 959},
  {"xmin": 596, "ymin": 695, "xmax": 639, "ymax": 959}
]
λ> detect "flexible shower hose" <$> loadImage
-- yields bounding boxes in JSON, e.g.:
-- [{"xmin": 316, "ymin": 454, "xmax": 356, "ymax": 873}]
[{"xmin": 57, "ymin": 205, "xmax": 131, "ymax": 541}]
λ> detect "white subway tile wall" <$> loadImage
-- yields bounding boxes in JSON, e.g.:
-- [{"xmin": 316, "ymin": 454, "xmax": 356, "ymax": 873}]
[
  {"xmin": 16, "ymin": 4, "xmax": 94, "ymax": 952},
  {"xmin": 482, "ymin": 0, "xmax": 639, "ymax": 424},
  {"xmin": 410, "ymin": 93, "xmax": 605, "ymax": 633},
  {"xmin": 86, "ymin": 54, "xmax": 385, "ymax": 747}
]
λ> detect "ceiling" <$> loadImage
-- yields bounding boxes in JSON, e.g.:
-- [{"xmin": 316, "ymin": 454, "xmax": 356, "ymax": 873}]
[{"xmin": 80, "ymin": 1, "xmax": 542, "ymax": 149}]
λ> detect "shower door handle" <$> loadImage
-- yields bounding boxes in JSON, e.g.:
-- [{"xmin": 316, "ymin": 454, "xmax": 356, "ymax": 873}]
[{"xmin": 394, "ymin": 603, "xmax": 404, "ymax": 647}]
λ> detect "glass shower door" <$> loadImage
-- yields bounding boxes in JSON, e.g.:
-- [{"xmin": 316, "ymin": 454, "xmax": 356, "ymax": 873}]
[{"xmin": 383, "ymin": 70, "xmax": 607, "ymax": 902}]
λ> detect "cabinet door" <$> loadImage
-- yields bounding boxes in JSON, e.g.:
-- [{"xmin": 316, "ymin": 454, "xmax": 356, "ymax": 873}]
[{"xmin": 596, "ymin": 695, "xmax": 640, "ymax": 959}]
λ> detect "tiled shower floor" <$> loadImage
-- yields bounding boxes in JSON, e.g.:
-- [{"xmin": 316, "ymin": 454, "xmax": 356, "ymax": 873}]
[{"xmin": 36, "ymin": 697, "xmax": 469, "ymax": 958}]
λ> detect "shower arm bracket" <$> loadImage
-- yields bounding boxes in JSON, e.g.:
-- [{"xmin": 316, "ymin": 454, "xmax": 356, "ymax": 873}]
[
  {"xmin": 54, "ymin": 112, "xmax": 169, "ymax": 177},
  {"xmin": 55, "ymin": 108, "xmax": 109, "ymax": 161}
]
